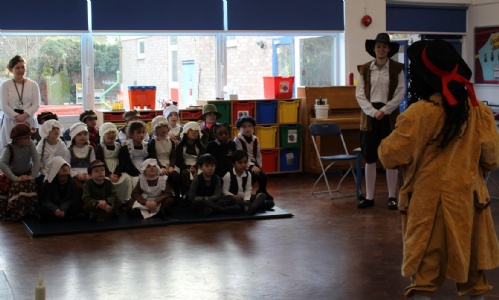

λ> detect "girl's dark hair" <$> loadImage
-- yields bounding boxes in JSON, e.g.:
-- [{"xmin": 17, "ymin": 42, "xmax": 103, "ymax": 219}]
[
  {"xmin": 197, "ymin": 153, "xmax": 217, "ymax": 167},
  {"xmin": 407, "ymin": 62, "xmax": 470, "ymax": 149},
  {"xmin": 8, "ymin": 55, "xmax": 25, "ymax": 69},
  {"xmin": 127, "ymin": 120, "xmax": 147, "ymax": 138},
  {"xmin": 231, "ymin": 149, "xmax": 248, "ymax": 164},
  {"xmin": 210, "ymin": 122, "xmax": 230, "ymax": 137}
]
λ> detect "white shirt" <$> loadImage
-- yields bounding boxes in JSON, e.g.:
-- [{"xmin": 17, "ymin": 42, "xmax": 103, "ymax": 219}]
[
  {"xmin": 222, "ymin": 168, "xmax": 252, "ymax": 201},
  {"xmin": 355, "ymin": 59, "xmax": 405, "ymax": 118}
]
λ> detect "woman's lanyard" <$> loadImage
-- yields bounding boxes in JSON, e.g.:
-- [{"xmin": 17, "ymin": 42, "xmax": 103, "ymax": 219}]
[{"xmin": 13, "ymin": 79, "xmax": 24, "ymax": 107}]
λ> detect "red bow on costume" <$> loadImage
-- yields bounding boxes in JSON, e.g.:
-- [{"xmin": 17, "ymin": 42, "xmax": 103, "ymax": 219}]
[{"xmin": 422, "ymin": 47, "xmax": 478, "ymax": 107}]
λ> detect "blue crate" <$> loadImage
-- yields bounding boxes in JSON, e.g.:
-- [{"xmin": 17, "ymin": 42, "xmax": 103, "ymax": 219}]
[
  {"xmin": 279, "ymin": 149, "xmax": 300, "ymax": 172},
  {"xmin": 256, "ymin": 101, "xmax": 277, "ymax": 124}
]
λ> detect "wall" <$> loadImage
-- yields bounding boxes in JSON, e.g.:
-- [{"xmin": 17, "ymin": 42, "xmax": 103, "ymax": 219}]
[{"xmin": 466, "ymin": 1, "xmax": 499, "ymax": 104}]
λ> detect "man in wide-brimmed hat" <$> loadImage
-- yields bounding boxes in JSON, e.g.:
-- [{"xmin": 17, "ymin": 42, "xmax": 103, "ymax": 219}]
[
  {"xmin": 378, "ymin": 39, "xmax": 499, "ymax": 300},
  {"xmin": 355, "ymin": 32, "xmax": 405, "ymax": 210}
]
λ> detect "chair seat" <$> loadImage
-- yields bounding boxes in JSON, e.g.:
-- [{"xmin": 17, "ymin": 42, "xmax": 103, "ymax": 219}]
[{"xmin": 320, "ymin": 154, "xmax": 357, "ymax": 161}]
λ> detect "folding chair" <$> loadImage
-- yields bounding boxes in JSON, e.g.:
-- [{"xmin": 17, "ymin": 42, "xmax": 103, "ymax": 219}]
[{"xmin": 310, "ymin": 122, "xmax": 358, "ymax": 199}]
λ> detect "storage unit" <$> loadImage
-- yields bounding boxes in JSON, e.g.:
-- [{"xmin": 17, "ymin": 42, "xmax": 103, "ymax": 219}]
[
  {"xmin": 261, "ymin": 150, "xmax": 278, "ymax": 173},
  {"xmin": 280, "ymin": 124, "xmax": 302, "ymax": 148},
  {"xmin": 279, "ymin": 149, "xmax": 301, "ymax": 172},
  {"xmin": 278, "ymin": 100, "xmax": 300, "ymax": 123},
  {"xmin": 256, "ymin": 101, "xmax": 277, "ymax": 124},
  {"xmin": 232, "ymin": 101, "xmax": 255, "ymax": 125},
  {"xmin": 255, "ymin": 125, "xmax": 277, "ymax": 149},
  {"xmin": 180, "ymin": 108, "xmax": 202, "ymax": 122},
  {"xmin": 263, "ymin": 76, "xmax": 294, "ymax": 99},
  {"xmin": 128, "ymin": 86, "xmax": 156, "ymax": 110},
  {"xmin": 211, "ymin": 101, "xmax": 231, "ymax": 124},
  {"xmin": 95, "ymin": 110, "xmax": 162, "ymax": 134}
]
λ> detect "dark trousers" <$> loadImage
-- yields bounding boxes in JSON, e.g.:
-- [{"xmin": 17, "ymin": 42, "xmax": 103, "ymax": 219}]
[
  {"xmin": 192, "ymin": 196, "xmax": 245, "ymax": 215},
  {"xmin": 250, "ymin": 166, "xmax": 268, "ymax": 194},
  {"xmin": 37, "ymin": 199, "xmax": 83, "ymax": 222},
  {"xmin": 83, "ymin": 201, "xmax": 122, "ymax": 221},
  {"xmin": 168, "ymin": 171, "xmax": 181, "ymax": 201},
  {"xmin": 180, "ymin": 169, "xmax": 195, "ymax": 196},
  {"xmin": 360, "ymin": 104, "xmax": 393, "ymax": 164}
]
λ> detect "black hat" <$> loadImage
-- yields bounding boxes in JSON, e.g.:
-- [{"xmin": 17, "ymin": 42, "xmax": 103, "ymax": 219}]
[
  {"xmin": 235, "ymin": 115, "xmax": 256, "ymax": 129},
  {"xmin": 37, "ymin": 111, "xmax": 58, "ymax": 125},
  {"xmin": 407, "ymin": 39, "xmax": 477, "ymax": 106},
  {"xmin": 79, "ymin": 110, "xmax": 97, "ymax": 122},
  {"xmin": 365, "ymin": 33, "xmax": 400, "ymax": 58}
]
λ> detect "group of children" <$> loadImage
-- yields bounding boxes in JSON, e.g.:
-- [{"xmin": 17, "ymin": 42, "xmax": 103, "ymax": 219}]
[{"xmin": 0, "ymin": 103, "xmax": 274, "ymax": 222}]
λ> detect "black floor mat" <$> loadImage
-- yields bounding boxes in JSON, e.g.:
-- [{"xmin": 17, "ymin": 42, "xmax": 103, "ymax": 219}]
[{"xmin": 22, "ymin": 206, "xmax": 293, "ymax": 237}]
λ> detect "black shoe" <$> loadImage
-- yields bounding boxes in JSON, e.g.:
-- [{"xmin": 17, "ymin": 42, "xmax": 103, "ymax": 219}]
[
  {"xmin": 388, "ymin": 198, "xmax": 398, "ymax": 210},
  {"xmin": 130, "ymin": 208, "xmax": 142, "ymax": 218},
  {"xmin": 357, "ymin": 196, "xmax": 374, "ymax": 209},
  {"xmin": 248, "ymin": 194, "xmax": 266, "ymax": 215},
  {"xmin": 264, "ymin": 199, "xmax": 275, "ymax": 210},
  {"xmin": 71, "ymin": 213, "xmax": 86, "ymax": 221}
]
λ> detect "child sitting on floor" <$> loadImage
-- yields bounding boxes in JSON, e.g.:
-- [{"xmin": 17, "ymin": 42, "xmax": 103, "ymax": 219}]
[
  {"xmin": 175, "ymin": 121, "xmax": 205, "ymax": 205},
  {"xmin": 205, "ymin": 123, "xmax": 236, "ymax": 178},
  {"xmin": 234, "ymin": 115, "xmax": 274, "ymax": 200},
  {"xmin": 82, "ymin": 160, "xmax": 121, "ymax": 222},
  {"xmin": 38, "ymin": 157, "xmax": 84, "ymax": 222},
  {"xmin": 189, "ymin": 153, "xmax": 243, "ymax": 217},
  {"xmin": 147, "ymin": 116, "xmax": 181, "ymax": 204},
  {"xmin": 66, "ymin": 122, "xmax": 95, "ymax": 190},
  {"xmin": 0, "ymin": 124, "xmax": 40, "ymax": 221},
  {"xmin": 119, "ymin": 120, "xmax": 149, "ymax": 188},
  {"xmin": 199, "ymin": 104, "xmax": 222, "ymax": 146},
  {"xmin": 163, "ymin": 105, "xmax": 182, "ymax": 145},
  {"xmin": 130, "ymin": 158, "xmax": 174, "ymax": 219},
  {"xmin": 118, "ymin": 110, "xmax": 149, "ymax": 144},
  {"xmin": 36, "ymin": 119, "xmax": 69, "ymax": 185},
  {"xmin": 95, "ymin": 122, "xmax": 134, "ymax": 207},
  {"xmin": 222, "ymin": 150, "xmax": 271, "ymax": 215},
  {"xmin": 79, "ymin": 110, "xmax": 100, "ymax": 148}
]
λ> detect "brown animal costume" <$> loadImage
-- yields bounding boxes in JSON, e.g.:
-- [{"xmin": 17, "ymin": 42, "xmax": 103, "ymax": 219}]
[{"xmin": 378, "ymin": 40, "xmax": 499, "ymax": 298}]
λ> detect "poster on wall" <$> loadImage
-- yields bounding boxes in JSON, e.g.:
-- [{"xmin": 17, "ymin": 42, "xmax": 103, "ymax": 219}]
[{"xmin": 475, "ymin": 26, "xmax": 499, "ymax": 84}]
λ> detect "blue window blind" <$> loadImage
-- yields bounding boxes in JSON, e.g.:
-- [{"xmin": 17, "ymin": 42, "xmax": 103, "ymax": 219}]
[
  {"xmin": 386, "ymin": 4, "xmax": 467, "ymax": 33},
  {"xmin": 227, "ymin": 0, "xmax": 344, "ymax": 31},
  {"xmin": 91, "ymin": 0, "xmax": 224, "ymax": 31},
  {"xmin": 0, "ymin": 0, "xmax": 88, "ymax": 31}
]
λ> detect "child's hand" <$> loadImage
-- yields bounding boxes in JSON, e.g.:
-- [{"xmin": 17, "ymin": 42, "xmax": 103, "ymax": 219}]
[
  {"xmin": 104, "ymin": 204, "xmax": 113, "ymax": 213},
  {"xmin": 18, "ymin": 175, "xmax": 31, "ymax": 181},
  {"xmin": 109, "ymin": 174, "xmax": 119, "ymax": 183},
  {"xmin": 160, "ymin": 168, "xmax": 168, "ymax": 176},
  {"xmin": 168, "ymin": 167, "xmax": 175, "ymax": 174},
  {"xmin": 189, "ymin": 166, "xmax": 197, "ymax": 175},
  {"xmin": 55, "ymin": 209, "xmax": 65, "ymax": 218},
  {"xmin": 97, "ymin": 200, "xmax": 107, "ymax": 210},
  {"xmin": 251, "ymin": 166, "xmax": 261, "ymax": 175},
  {"xmin": 146, "ymin": 201, "xmax": 157, "ymax": 213},
  {"xmin": 233, "ymin": 194, "xmax": 242, "ymax": 200}
]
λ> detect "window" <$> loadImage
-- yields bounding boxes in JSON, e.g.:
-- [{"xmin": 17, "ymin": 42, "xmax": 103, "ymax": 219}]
[{"xmin": 137, "ymin": 38, "xmax": 145, "ymax": 59}]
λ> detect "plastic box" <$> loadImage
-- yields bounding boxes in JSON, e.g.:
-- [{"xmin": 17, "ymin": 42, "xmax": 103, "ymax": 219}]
[
  {"xmin": 263, "ymin": 76, "xmax": 294, "ymax": 99},
  {"xmin": 128, "ymin": 86, "xmax": 156, "ymax": 110},
  {"xmin": 278, "ymin": 100, "xmax": 300, "ymax": 123},
  {"xmin": 210, "ymin": 101, "xmax": 231, "ymax": 124},
  {"xmin": 280, "ymin": 124, "xmax": 302, "ymax": 148},
  {"xmin": 279, "ymin": 149, "xmax": 300, "ymax": 172},
  {"xmin": 180, "ymin": 109, "xmax": 202, "ymax": 120},
  {"xmin": 255, "ymin": 125, "xmax": 277, "ymax": 149},
  {"xmin": 261, "ymin": 150, "xmax": 278, "ymax": 173},
  {"xmin": 232, "ymin": 101, "xmax": 255, "ymax": 125},
  {"xmin": 256, "ymin": 101, "xmax": 277, "ymax": 124}
]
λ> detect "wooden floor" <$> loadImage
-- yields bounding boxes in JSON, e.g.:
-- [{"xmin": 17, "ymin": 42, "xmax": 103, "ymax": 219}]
[{"xmin": 1, "ymin": 171, "xmax": 499, "ymax": 300}]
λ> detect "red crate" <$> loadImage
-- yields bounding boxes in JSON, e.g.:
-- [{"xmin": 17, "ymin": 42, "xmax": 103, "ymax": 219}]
[
  {"xmin": 261, "ymin": 149, "xmax": 278, "ymax": 173},
  {"xmin": 140, "ymin": 112, "xmax": 157, "ymax": 120},
  {"xmin": 263, "ymin": 76, "xmax": 294, "ymax": 99},
  {"xmin": 180, "ymin": 109, "xmax": 202, "ymax": 120},
  {"xmin": 103, "ymin": 113, "xmax": 124, "ymax": 121},
  {"xmin": 128, "ymin": 86, "xmax": 156, "ymax": 110},
  {"xmin": 232, "ymin": 102, "xmax": 255, "ymax": 125}
]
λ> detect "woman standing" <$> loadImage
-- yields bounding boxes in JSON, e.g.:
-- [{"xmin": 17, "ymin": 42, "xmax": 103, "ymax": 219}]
[{"xmin": 0, "ymin": 55, "xmax": 40, "ymax": 149}]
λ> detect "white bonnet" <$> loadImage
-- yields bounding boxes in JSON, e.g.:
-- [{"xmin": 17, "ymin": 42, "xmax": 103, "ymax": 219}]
[
  {"xmin": 180, "ymin": 121, "xmax": 203, "ymax": 140},
  {"xmin": 69, "ymin": 122, "xmax": 88, "ymax": 141},
  {"xmin": 99, "ymin": 122, "xmax": 118, "ymax": 142},
  {"xmin": 45, "ymin": 156, "xmax": 70, "ymax": 183},
  {"xmin": 140, "ymin": 158, "xmax": 160, "ymax": 175},
  {"xmin": 151, "ymin": 116, "xmax": 171, "ymax": 132},
  {"xmin": 163, "ymin": 105, "xmax": 179, "ymax": 118},
  {"xmin": 39, "ymin": 120, "xmax": 64, "ymax": 139}
]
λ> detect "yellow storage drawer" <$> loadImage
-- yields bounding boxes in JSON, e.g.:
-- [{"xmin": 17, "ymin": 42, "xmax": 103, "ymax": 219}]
[
  {"xmin": 278, "ymin": 100, "xmax": 300, "ymax": 123},
  {"xmin": 255, "ymin": 125, "xmax": 278, "ymax": 149}
]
